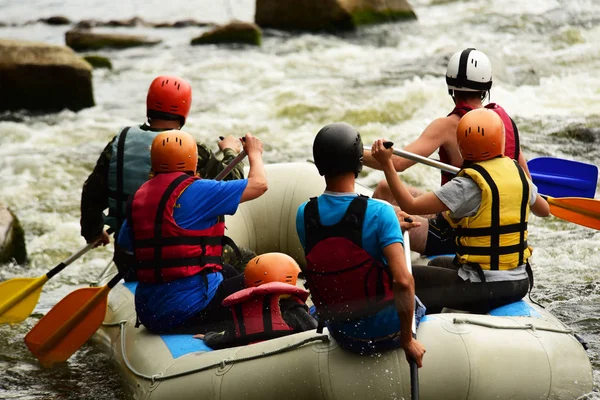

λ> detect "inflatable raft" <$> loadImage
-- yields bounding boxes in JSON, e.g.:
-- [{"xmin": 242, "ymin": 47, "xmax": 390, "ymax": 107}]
[{"xmin": 93, "ymin": 162, "xmax": 593, "ymax": 400}]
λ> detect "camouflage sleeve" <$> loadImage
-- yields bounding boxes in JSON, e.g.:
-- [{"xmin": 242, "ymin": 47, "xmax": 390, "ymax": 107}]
[
  {"xmin": 80, "ymin": 139, "xmax": 114, "ymax": 242},
  {"xmin": 196, "ymin": 143, "xmax": 245, "ymax": 181}
]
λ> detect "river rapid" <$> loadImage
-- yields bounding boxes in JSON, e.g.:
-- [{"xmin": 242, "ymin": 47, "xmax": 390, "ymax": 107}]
[{"xmin": 0, "ymin": 0, "xmax": 599, "ymax": 398}]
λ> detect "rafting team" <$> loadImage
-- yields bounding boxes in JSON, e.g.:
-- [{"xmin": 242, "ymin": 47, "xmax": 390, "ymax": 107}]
[{"xmin": 80, "ymin": 48, "xmax": 551, "ymax": 370}]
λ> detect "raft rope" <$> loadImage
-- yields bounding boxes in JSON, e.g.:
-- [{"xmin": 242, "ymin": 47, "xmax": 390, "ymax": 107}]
[
  {"xmin": 453, "ymin": 317, "xmax": 573, "ymax": 334},
  {"xmin": 102, "ymin": 320, "xmax": 330, "ymax": 384}
]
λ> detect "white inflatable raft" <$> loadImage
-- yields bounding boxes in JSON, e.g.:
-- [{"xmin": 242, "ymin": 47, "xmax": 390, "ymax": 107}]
[{"xmin": 93, "ymin": 162, "xmax": 593, "ymax": 400}]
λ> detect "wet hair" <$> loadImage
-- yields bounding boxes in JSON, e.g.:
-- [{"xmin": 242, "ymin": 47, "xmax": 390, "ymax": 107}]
[
  {"xmin": 147, "ymin": 109, "xmax": 185, "ymax": 127},
  {"xmin": 452, "ymin": 89, "xmax": 489, "ymax": 103}
]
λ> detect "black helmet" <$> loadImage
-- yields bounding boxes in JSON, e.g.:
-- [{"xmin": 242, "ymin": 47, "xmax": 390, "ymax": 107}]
[{"xmin": 313, "ymin": 122, "xmax": 363, "ymax": 177}]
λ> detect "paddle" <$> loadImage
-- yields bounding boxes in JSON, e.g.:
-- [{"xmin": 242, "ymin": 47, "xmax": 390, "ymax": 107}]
[
  {"xmin": 542, "ymin": 196, "xmax": 600, "ymax": 230},
  {"xmin": 528, "ymin": 157, "xmax": 598, "ymax": 199},
  {"xmin": 403, "ymin": 227, "xmax": 419, "ymax": 400},
  {"xmin": 365, "ymin": 146, "xmax": 598, "ymax": 199},
  {"xmin": 365, "ymin": 145, "xmax": 600, "ymax": 230},
  {"xmin": 0, "ymin": 229, "xmax": 113, "ymax": 325},
  {"xmin": 25, "ymin": 150, "xmax": 248, "ymax": 367}
]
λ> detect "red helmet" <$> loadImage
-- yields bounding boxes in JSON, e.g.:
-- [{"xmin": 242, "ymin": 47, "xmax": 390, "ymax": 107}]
[{"xmin": 146, "ymin": 75, "xmax": 192, "ymax": 126}]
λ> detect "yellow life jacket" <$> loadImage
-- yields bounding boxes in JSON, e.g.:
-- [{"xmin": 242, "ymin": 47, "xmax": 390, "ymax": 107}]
[{"xmin": 444, "ymin": 157, "xmax": 532, "ymax": 270}]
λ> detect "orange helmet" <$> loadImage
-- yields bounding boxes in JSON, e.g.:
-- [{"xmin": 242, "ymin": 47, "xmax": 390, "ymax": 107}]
[
  {"xmin": 456, "ymin": 108, "xmax": 505, "ymax": 161},
  {"xmin": 146, "ymin": 75, "xmax": 192, "ymax": 126},
  {"xmin": 151, "ymin": 130, "xmax": 198, "ymax": 174},
  {"xmin": 244, "ymin": 253, "xmax": 302, "ymax": 288}
]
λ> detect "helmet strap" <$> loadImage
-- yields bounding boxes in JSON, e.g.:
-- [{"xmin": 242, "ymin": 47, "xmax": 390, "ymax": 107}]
[{"xmin": 481, "ymin": 90, "xmax": 490, "ymax": 103}]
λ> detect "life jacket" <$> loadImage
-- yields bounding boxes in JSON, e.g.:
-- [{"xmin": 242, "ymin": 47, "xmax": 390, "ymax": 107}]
[
  {"xmin": 302, "ymin": 195, "xmax": 395, "ymax": 322},
  {"xmin": 128, "ymin": 172, "xmax": 224, "ymax": 283},
  {"xmin": 439, "ymin": 102, "xmax": 521, "ymax": 185},
  {"xmin": 221, "ymin": 282, "xmax": 311, "ymax": 346},
  {"xmin": 444, "ymin": 157, "xmax": 532, "ymax": 271},
  {"xmin": 105, "ymin": 125, "xmax": 161, "ymax": 235}
]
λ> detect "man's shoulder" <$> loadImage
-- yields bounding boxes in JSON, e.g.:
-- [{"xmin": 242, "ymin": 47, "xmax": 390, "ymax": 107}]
[
  {"xmin": 367, "ymin": 197, "xmax": 393, "ymax": 208},
  {"xmin": 438, "ymin": 114, "xmax": 461, "ymax": 129},
  {"xmin": 366, "ymin": 198, "xmax": 396, "ymax": 221},
  {"xmin": 188, "ymin": 176, "xmax": 245, "ymax": 189},
  {"xmin": 421, "ymin": 115, "xmax": 459, "ymax": 142}
]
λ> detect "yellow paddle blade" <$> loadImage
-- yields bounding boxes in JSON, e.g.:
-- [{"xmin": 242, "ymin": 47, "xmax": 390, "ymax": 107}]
[
  {"xmin": 0, "ymin": 276, "xmax": 48, "ymax": 324},
  {"xmin": 547, "ymin": 197, "xmax": 600, "ymax": 230},
  {"xmin": 24, "ymin": 286, "xmax": 109, "ymax": 367}
]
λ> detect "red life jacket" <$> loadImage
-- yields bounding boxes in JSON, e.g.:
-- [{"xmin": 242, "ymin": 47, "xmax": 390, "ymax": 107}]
[
  {"xmin": 128, "ymin": 172, "xmax": 224, "ymax": 283},
  {"xmin": 439, "ymin": 102, "xmax": 521, "ymax": 185},
  {"xmin": 222, "ymin": 282, "xmax": 310, "ymax": 345},
  {"xmin": 302, "ymin": 195, "xmax": 395, "ymax": 322}
]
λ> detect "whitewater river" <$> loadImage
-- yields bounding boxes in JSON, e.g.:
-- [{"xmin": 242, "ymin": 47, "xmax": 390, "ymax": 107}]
[{"xmin": 0, "ymin": 0, "xmax": 599, "ymax": 398}]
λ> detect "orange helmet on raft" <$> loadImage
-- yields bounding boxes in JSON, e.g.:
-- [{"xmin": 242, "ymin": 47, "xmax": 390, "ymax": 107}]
[
  {"xmin": 151, "ymin": 130, "xmax": 198, "ymax": 174},
  {"xmin": 244, "ymin": 253, "xmax": 302, "ymax": 288},
  {"xmin": 456, "ymin": 108, "xmax": 505, "ymax": 162},
  {"xmin": 146, "ymin": 75, "xmax": 192, "ymax": 126}
]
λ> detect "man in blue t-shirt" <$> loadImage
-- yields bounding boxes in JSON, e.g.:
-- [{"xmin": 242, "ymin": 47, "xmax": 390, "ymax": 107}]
[
  {"xmin": 296, "ymin": 122, "xmax": 425, "ymax": 367},
  {"xmin": 118, "ymin": 130, "xmax": 267, "ymax": 333}
]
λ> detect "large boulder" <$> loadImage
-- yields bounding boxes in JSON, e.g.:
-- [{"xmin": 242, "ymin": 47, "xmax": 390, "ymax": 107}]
[
  {"xmin": 255, "ymin": 0, "xmax": 416, "ymax": 31},
  {"xmin": 0, "ymin": 39, "xmax": 94, "ymax": 112},
  {"xmin": 191, "ymin": 21, "xmax": 262, "ymax": 46},
  {"xmin": 65, "ymin": 29, "xmax": 161, "ymax": 51},
  {"xmin": 0, "ymin": 205, "xmax": 26, "ymax": 265}
]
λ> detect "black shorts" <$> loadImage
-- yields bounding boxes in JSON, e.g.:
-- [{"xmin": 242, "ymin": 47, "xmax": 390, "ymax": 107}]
[{"xmin": 423, "ymin": 213, "xmax": 456, "ymax": 256}]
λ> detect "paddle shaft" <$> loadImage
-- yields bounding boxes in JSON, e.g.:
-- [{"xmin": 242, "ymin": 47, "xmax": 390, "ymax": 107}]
[
  {"xmin": 393, "ymin": 148, "xmax": 459, "ymax": 175},
  {"xmin": 364, "ymin": 144, "xmax": 460, "ymax": 174},
  {"xmin": 214, "ymin": 150, "xmax": 246, "ymax": 181},
  {"xmin": 47, "ymin": 230, "xmax": 112, "ymax": 280},
  {"xmin": 543, "ymin": 196, "xmax": 600, "ymax": 219},
  {"xmin": 403, "ymin": 229, "xmax": 419, "ymax": 400}
]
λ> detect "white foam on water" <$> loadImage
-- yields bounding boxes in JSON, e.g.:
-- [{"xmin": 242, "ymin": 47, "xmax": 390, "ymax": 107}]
[{"xmin": 0, "ymin": 0, "xmax": 599, "ymax": 396}]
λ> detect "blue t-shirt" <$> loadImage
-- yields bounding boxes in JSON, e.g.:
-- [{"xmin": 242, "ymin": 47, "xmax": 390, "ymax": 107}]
[
  {"xmin": 296, "ymin": 192, "xmax": 406, "ymax": 340},
  {"xmin": 118, "ymin": 176, "xmax": 248, "ymax": 332},
  {"xmin": 296, "ymin": 192, "xmax": 403, "ymax": 261}
]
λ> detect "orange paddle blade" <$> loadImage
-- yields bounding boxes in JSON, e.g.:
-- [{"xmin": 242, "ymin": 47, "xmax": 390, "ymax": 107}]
[
  {"xmin": 547, "ymin": 197, "xmax": 600, "ymax": 230},
  {"xmin": 24, "ymin": 286, "xmax": 109, "ymax": 367}
]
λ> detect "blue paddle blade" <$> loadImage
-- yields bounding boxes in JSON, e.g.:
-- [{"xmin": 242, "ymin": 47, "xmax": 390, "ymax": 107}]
[{"xmin": 528, "ymin": 157, "xmax": 598, "ymax": 199}]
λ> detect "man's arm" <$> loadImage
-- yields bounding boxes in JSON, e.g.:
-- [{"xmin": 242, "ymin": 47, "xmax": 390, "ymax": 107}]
[
  {"xmin": 372, "ymin": 140, "xmax": 449, "ymax": 215},
  {"xmin": 197, "ymin": 144, "xmax": 245, "ymax": 181},
  {"xmin": 364, "ymin": 117, "xmax": 457, "ymax": 171},
  {"xmin": 239, "ymin": 133, "xmax": 268, "ymax": 203},
  {"xmin": 80, "ymin": 140, "xmax": 114, "ymax": 242},
  {"xmin": 383, "ymin": 242, "xmax": 425, "ymax": 368},
  {"xmin": 517, "ymin": 151, "xmax": 531, "ymax": 179}
]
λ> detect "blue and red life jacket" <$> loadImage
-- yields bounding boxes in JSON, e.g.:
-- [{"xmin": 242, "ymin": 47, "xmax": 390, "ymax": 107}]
[
  {"xmin": 302, "ymin": 195, "xmax": 395, "ymax": 322},
  {"xmin": 128, "ymin": 172, "xmax": 224, "ymax": 283},
  {"xmin": 222, "ymin": 282, "xmax": 310, "ymax": 346},
  {"xmin": 439, "ymin": 102, "xmax": 521, "ymax": 185}
]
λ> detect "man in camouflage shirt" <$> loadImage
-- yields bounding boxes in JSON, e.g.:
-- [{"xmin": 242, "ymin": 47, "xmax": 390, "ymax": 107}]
[{"xmin": 80, "ymin": 75, "xmax": 244, "ymax": 280}]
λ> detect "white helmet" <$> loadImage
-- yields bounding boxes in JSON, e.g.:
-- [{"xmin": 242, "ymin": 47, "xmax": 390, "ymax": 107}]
[{"xmin": 446, "ymin": 48, "xmax": 492, "ymax": 93}]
